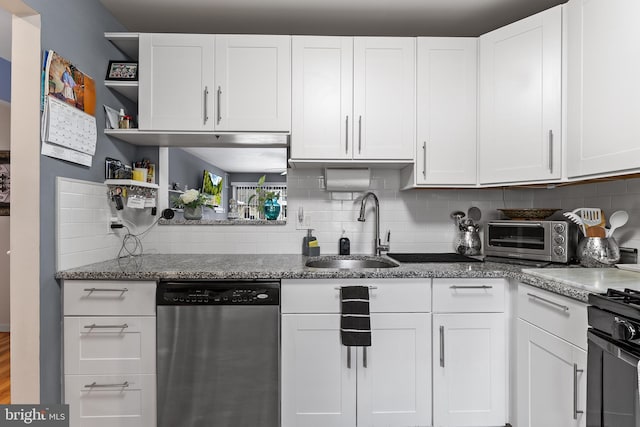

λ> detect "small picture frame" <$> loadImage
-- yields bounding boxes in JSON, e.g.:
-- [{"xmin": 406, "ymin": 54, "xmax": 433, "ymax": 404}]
[
  {"xmin": 105, "ymin": 61, "xmax": 138, "ymax": 81},
  {"xmin": 0, "ymin": 150, "xmax": 10, "ymax": 216}
]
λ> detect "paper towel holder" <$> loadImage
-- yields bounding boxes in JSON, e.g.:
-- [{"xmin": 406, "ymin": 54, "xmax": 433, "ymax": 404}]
[{"xmin": 324, "ymin": 168, "xmax": 370, "ymax": 192}]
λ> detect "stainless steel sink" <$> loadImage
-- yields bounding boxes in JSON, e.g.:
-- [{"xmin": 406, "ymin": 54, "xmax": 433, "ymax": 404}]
[{"xmin": 305, "ymin": 256, "xmax": 399, "ymax": 269}]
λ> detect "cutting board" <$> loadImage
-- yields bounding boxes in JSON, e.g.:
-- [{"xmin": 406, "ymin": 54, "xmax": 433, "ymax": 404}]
[{"xmin": 521, "ymin": 267, "xmax": 640, "ymax": 293}]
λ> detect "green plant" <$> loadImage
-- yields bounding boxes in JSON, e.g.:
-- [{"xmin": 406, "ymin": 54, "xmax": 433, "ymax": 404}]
[
  {"xmin": 172, "ymin": 189, "xmax": 209, "ymax": 209},
  {"xmin": 247, "ymin": 175, "xmax": 279, "ymax": 206}
]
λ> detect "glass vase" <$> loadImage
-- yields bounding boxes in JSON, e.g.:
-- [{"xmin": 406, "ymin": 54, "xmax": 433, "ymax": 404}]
[
  {"xmin": 263, "ymin": 198, "xmax": 281, "ymax": 220},
  {"xmin": 183, "ymin": 205, "xmax": 203, "ymax": 220}
]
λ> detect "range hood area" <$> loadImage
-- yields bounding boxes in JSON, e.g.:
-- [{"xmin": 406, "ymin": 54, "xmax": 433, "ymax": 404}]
[{"xmin": 104, "ymin": 129, "xmax": 290, "ymax": 148}]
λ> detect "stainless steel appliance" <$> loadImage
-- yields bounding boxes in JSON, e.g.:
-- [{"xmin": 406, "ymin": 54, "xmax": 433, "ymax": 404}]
[
  {"xmin": 484, "ymin": 220, "xmax": 577, "ymax": 263},
  {"xmin": 587, "ymin": 289, "xmax": 640, "ymax": 426},
  {"xmin": 157, "ymin": 280, "xmax": 280, "ymax": 427}
]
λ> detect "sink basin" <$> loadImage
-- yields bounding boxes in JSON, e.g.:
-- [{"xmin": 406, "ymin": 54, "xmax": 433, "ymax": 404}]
[{"xmin": 305, "ymin": 256, "xmax": 399, "ymax": 269}]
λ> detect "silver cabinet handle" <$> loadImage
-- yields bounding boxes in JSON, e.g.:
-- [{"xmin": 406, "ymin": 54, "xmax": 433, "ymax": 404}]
[
  {"xmin": 203, "ymin": 86, "xmax": 209, "ymax": 124},
  {"xmin": 347, "ymin": 346, "xmax": 352, "ymax": 369},
  {"xmin": 217, "ymin": 86, "xmax": 222, "ymax": 125},
  {"xmin": 548, "ymin": 130, "xmax": 554, "ymax": 173},
  {"xmin": 450, "ymin": 285, "xmax": 493, "ymax": 290},
  {"xmin": 527, "ymin": 293, "xmax": 569, "ymax": 312},
  {"xmin": 363, "ymin": 347, "xmax": 368, "ymax": 368},
  {"xmin": 345, "ymin": 116, "xmax": 349, "ymax": 155},
  {"xmin": 573, "ymin": 364, "xmax": 584, "ymax": 419},
  {"xmin": 358, "ymin": 116, "xmax": 362, "ymax": 154},
  {"xmin": 439, "ymin": 325, "xmax": 445, "ymax": 367},
  {"xmin": 84, "ymin": 381, "xmax": 129, "ymax": 389},
  {"xmin": 84, "ymin": 324, "xmax": 129, "ymax": 330},
  {"xmin": 422, "ymin": 141, "xmax": 427, "ymax": 178},
  {"xmin": 334, "ymin": 286, "xmax": 378, "ymax": 291},
  {"xmin": 83, "ymin": 288, "xmax": 128, "ymax": 294}
]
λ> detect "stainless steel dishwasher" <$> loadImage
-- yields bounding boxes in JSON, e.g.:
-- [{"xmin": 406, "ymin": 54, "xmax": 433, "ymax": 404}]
[{"xmin": 157, "ymin": 280, "xmax": 280, "ymax": 427}]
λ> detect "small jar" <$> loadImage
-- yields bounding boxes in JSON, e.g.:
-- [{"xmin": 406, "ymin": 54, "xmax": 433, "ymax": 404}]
[{"xmin": 119, "ymin": 115, "xmax": 131, "ymax": 129}]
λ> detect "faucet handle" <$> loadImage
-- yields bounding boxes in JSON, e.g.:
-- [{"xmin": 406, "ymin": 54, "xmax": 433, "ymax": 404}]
[
  {"xmin": 384, "ymin": 230, "xmax": 391, "ymax": 245},
  {"xmin": 378, "ymin": 230, "xmax": 391, "ymax": 254}
]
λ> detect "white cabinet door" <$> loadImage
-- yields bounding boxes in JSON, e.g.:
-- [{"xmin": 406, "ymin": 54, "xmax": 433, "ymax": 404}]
[
  {"xmin": 517, "ymin": 319, "xmax": 586, "ymax": 427},
  {"xmin": 433, "ymin": 313, "xmax": 506, "ymax": 427},
  {"xmin": 139, "ymin": 34, "xmax": 214, "ymax": 131},
  {"xmin": 215, "ymin": 35, "xmax": 291, "ymax": 131},
  {"xmin": 416, "ymin": 38, "xmax": 477, "ymax": 185},
  {"xmin": 281, "ymin": 314, "xmax": 356, "ymax": 427},
  {"xmin": 479, "ymin": 6, "xmax": 562, "ymax": 184},
  {"xmin": 353, "ymin": 37, "xmax": 415, "ymax": 160},
  {"xmin": 357, "ymin": 313, "xmax": 431, "ymax": 427},
  {"xmin": 291, "ymin": 36, "xmax": 353, "ymax": 160},
  {"xmin": 567, "ymin": 0, "xmax": 640, "ymax": 178}
]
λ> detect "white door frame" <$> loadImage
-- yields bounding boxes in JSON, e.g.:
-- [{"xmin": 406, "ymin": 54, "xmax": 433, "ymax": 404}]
[{"xmin": 0, "ymin": 0, "xmax": 41, "ymax": 403}]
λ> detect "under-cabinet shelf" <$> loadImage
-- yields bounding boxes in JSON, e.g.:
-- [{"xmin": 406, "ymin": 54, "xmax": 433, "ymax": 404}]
[
  {"xmin": 104, "ymin": 80, "xmax": 138, "ymax": 102},
  {"xmin": 104, "ymin": 179, "xmax": 159, "ymax": 189},
  {"xmin": 104, "ymin": 129, "xmax": 290, "ymax": 147}
]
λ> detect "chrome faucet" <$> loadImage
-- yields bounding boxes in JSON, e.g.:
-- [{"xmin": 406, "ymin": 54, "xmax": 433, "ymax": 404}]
[{"xmin": 357, "ymin": 192, "xmax": 390, "ymax": 256}]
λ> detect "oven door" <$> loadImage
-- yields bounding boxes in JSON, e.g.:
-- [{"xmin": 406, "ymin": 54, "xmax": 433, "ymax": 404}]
[
  {"xmin": 587, "ymin": 329, "xmax": 640, "ymax": 427},
  {"xmin": 485, "ymin": 222, "xmax": 552, "ymax": 260}
]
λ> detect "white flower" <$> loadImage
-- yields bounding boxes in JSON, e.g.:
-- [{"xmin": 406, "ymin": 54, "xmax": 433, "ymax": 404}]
[{"xmin": 180, "ymin": 189, "xmax": 199, "ymax": 204}]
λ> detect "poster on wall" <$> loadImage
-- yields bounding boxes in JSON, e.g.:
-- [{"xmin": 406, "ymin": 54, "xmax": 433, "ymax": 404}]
[
  {"xmin": 0, "ymin": 151, "xmax": 9, "ymax": 216},
  {"xmin": 43, "ymin": 50, "xmax": 96, "ymax": 116}
]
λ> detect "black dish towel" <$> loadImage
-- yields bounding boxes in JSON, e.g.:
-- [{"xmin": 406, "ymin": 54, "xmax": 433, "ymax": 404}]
[{"xmin": 340, "ymin": 286, "xmax": 371, "ymax": 347}]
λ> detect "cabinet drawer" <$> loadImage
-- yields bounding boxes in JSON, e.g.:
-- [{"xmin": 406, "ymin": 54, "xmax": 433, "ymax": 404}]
[
  {"xmin": 63, "ymin": 280, "xmax": 156, "ymax": 316},
  {"xmin": 65, "ymin": 374, "xmax": 156, "ymax": 427},
  {"xmin": 64, "ymin": 317, "xmax": 156, "ymax": 375},
  {"xmin": 432, "ymin": 279, "xmax": 506, "ymax": 313},
  {"xmin": 518, "ymin": 283, "xmax": 588, "ymax": 350},
  {"xmin": 282, "ymin": 279, "xmax": 431, "ymax": 314}
]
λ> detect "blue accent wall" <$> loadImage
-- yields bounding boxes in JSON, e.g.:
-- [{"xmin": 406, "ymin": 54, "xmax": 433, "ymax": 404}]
[
  {"xmin": 22, "ymin": 0, "xmax": 153, "ymax": 403},
  {"xmin": 0, "ymin": 58, "xmax": 10, "ymax": 103}
]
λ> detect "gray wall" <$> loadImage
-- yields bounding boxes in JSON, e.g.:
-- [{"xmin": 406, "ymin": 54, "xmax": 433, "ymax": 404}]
[
  {"xmin": 0, "ymin": 58, "xmax": 9, "ymax": 103},
  {"xmin": 23, "ymin": 0, "xmax": 142, "ymax": 402}
]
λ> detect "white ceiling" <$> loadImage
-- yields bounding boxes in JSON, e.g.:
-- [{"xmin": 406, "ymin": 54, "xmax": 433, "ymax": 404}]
[
  {"xmin": 99, "ymin": 0, "xmax": 566, "ymax": 37},
  {"xmin": 180, "ymin": 147, "xmax": 288, "ymax": 174}
]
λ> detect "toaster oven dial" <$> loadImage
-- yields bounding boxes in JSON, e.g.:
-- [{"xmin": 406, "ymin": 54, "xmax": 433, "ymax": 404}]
[
  {"xmin": 553, "ymin": 246, "xmax": 565, "ymax": 256},
  {"xmin": 553, "ymin": 223, "xmax": 566, "ymax": 234},
  {"xmin": 554, "ymin": 235, "xmax": 565, "ymax": 244}
]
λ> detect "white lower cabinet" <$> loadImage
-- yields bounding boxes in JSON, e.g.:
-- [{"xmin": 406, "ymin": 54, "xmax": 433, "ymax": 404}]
[
  {"xmin": 281, "ymin": 279, "xmax": 431, "ymax": 427},
  {"xmin": 517, "ymin": 320, "xmax": 586, "ymax": 427},
  {"xmin": 516, "ymin": 284, "xmax": 587, "ymax": 427},
  {"xmin": 432, "ymin": 279, "xmax": 507, "ymax": 427},
  {"xmin": 62, "ymin": 281, "xmax": 157, "ymax": 427},
  {"xmin": 433, "ymin": 313, "xmax": 506, "ymax": 427}
]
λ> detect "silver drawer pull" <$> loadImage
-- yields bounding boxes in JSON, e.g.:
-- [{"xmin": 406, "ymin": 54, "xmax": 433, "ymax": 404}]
[
  {"xmin": 334, "ymin": 286, "xmax": 378, "ymax": 291},
  {"xmin": 84, "ymin": 288, "xmax": 128, "ymax": 294},
  {"xmin": 84, "ymin": 324, "xmax": 129, "ymax": 330},
  {"xmin": 573, "ymin": 364, "xmax": 584, "ymax": 419},
  {"xmin": 527, "ymin": 292, "xmax": 569, "ymax": 312},
  {"xmin": 450, "ymin": 285, "xmax": 493, "ymax": 290},
  {"xmin": 84, "ymin": 381, "xmax": 129, "ymax": 389}
]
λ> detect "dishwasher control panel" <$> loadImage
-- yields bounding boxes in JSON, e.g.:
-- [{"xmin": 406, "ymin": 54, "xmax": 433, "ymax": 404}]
[{"xmin": 157, "ymin": 281, "xmax": 280, "ymax": 306}]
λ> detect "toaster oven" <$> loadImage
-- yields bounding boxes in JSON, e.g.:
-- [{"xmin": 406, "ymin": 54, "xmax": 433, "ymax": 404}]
[{"xmin": 484, "ymin": 220, "xmax": 578, "ymax": 263}]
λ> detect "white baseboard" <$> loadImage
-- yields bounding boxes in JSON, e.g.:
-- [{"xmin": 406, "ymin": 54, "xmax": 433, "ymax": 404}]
[{"xmin": 0, "ymin": 324, "xmax": 9, "ymax": 332}]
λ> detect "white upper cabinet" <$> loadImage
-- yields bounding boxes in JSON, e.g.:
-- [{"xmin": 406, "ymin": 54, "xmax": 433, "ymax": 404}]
[
  {"xmin": 139, "ymin": 34, "xmax": 215, "ymax": 131},
  {"xmin": 479, "ymin": 6, "xmax": 562, "ymax": 185},
  {"xmin": 214, "ymin": 35, "xmax": 291, "ymax": 132},
  {"xmin": 353, "ymin": 37, "xmax": 415, "ymax": 160},
  {"xmin": 415, "ymin": 37, "xmax": 477, "ymax": 186},
  {"xmin": 291, "ymin": 36, "xmax": 415, "ymax": 162},
  {"xmin": 566, "ymin": 0, "xmax": 640, "ymax": 178},
  {"xmin": 291, "ymin": 37, "xmax": 353, "ymax": 159}
]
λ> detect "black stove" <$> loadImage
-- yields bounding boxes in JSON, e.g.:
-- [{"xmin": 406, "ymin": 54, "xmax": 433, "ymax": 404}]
[
  {"xmin": 587, "ymin": 288, "xmax": 640, "ymax": 427},
  {"xmin": 386, "ymin": 253, "xmax": 482, "ymax": 263}
]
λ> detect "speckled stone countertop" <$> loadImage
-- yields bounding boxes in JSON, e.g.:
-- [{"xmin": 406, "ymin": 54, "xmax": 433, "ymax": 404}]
[{"xmin": 55, "ymin": 254, "xmax": 606, "ymax": 302}]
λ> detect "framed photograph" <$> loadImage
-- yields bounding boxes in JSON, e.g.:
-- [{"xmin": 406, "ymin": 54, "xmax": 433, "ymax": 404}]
[
  {"xmin": 0, "ymin": 151, "xmax": 9, "ymax": 216},
  {"xmin": 105, "ymin": 61, "xmax": 138, "ymax": 81}
]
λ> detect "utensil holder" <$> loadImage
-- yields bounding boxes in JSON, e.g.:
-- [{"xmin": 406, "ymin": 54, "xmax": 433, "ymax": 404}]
[{"xmin": 577, "ymin": 237, "xmax": 620, "ymax": 267}]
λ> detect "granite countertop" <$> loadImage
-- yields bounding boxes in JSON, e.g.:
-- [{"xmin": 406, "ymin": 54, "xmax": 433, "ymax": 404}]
[{"xmin": 53, "ymin": 254, "xmax": 634, "ymax": 302}]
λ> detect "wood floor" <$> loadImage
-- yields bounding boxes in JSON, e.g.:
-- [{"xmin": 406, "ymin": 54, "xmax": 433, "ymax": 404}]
[{"xmin": 0, "ymin": 333, "xmax": 9, "ymax": 404}]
